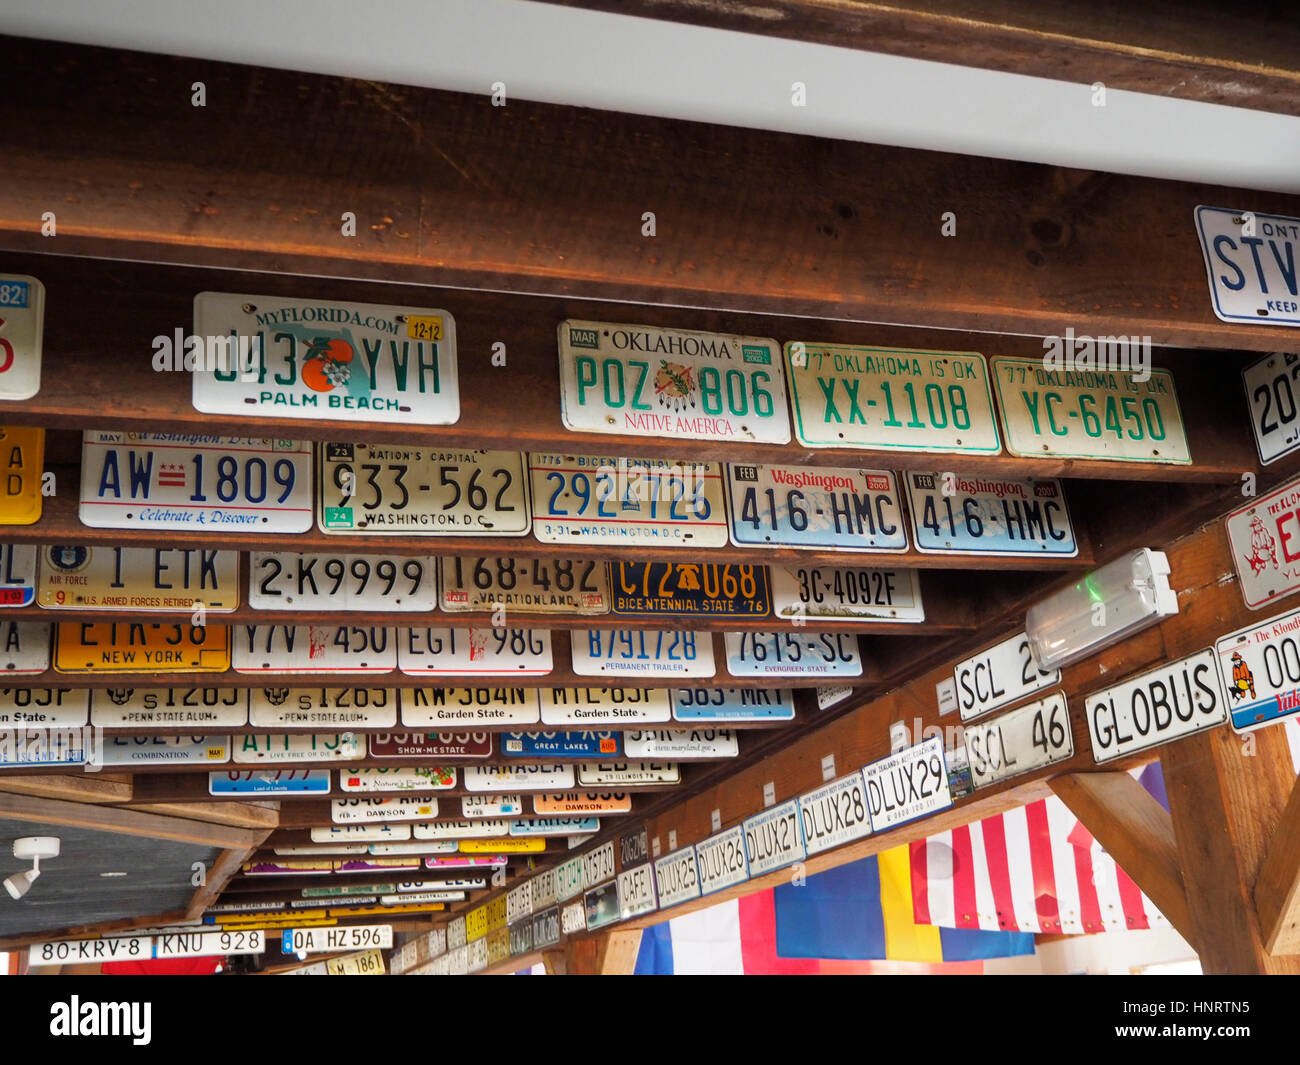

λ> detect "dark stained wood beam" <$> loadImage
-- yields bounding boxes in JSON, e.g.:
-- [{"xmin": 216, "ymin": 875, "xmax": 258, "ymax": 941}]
[{"xmin": 187, "ymin": 838, "xmax": 274, "ymax": 921}]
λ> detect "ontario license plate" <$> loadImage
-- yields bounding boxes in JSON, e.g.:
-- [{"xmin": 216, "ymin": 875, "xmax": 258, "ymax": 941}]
[
  {"xmin": 397, "ymin": 627, "xmax": 552, "ymax": 676},
  {"xmin": 904, "ymin": 472, "xmax": 1077, "ymax": 557},
  {"xmin": 528, "ymin": 453, "xmax": 727, "ymax": 547},
  {"xmin": 88, "ymin": 686, "xmax": 247, "ymax": 727},
  {"xmin": 964, "ymin": 691, "xmax": 1073, "ymax": 789},
  {"xmin": 233, "ymin": 625, "xmax": 395, "ymax": 674},
  {"xmin": 401, "ymin": 686, "xmax": 540, "ymax": 727},
  {"xmin": 79, "ymin": 433, "xmax": 312, "ymax": 531},
  {"xmin": 340, "ymin": 766, "xmax": 457, "ymax": 792},
  {"xmin": 608, "ymin": 561, "xmax": 771, "ymax": 619},
  {"xmin": 209, "ymin": 769, "xmax": 330, "ymax": 795},
  {"xmin": 248, "ymin": 686, "xmax": 396, "ymax": 728},
  {"xmin": 785, "ymin": 344, "xmax": 1000, "ymax": 454},
  {"xmin": 231, "ymin": 732, "xmax": 366, "ymax": 764},
  {"xmin": 538, "ymin": 686, "xmax": 672, "ymax": 726},
  {"xmin": 571, "ymin": 629, "xmax": 714, "ymax": 678},
  {"xmin": 502, "ymin": 731, "xmax": 620, "ymax": 757},
  {"xmin": 671, "ymin": 687, "xmax": 795, "ymax": 722},
  {"xmin": 724, "ymin": 631, "xmax": 862, "ymax": 678},
  {"xmin": 38, "ymin": 546, "xmax": 239, "ymax": 611},
  {"xmin": 438, "ymin": 556, "xmax": 608, "ymax": 615},
  {"xmin": 770, "ymin": 565, "xmax": 925, "ymax": 623},
  {"xmin": 249, "ymin": 552, "xmax": 436, "ymax": 611},
  {"xmin": 368, "ymin": 732, "xmax": 492, "ymax": 759},
  {"xmin": 192, "ymin": 292, "xmax": 459, "ymax": 425},
  {"xmin": 1195, "ymin": 205, "xmax": 1300, "ymax": 327},
  {"xmin": 317, "ymin": 444, "xmax": 529, "ymax": 536},
  {"xmin": 744, "ymin": 800, "xmax": 805, "ymax": 876},
  {"xmin": 0, "ymin": 544, "xmax": 36, "ymax": 606},
  {"xmin": 991, "ymin": 357, "xmax": 1190, "ymax": 463},
  {"xmin": 557, "ymin": 319, "xmax": 789, "ymax": 444},
  {"xmin": 724, "ymin": 463, "xmax": 907, "ymax": 552},
  {"xmin": 0, "ymin": 426, "xmax": 43, "ymax": 525},
  {"xmin": 0, "ymin": 274, "xmax": 44, "ymax": 400},
  {"xmin": 624, "ymin": 728, "xmax": 737, "ymax": 759},
  {"xmin": 53, "ymin": 622, "xmax": 227, "ymax": 674},
  {"xmin": 576, "ymin": 761, "xmax": 680, "ymax": 786},
  {"xmin": 96, "ymin": 734, "xmax": 229, "ymax": 766}
]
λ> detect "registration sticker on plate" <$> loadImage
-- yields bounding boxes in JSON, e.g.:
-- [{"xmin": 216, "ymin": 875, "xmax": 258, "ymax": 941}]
[
  {"xmin": 1194, "ymin": 205, "xmax": 1300, "ymax": 328},
  {"xmin": 571, "ymin": 629, "xmax": 715, "ymax": 678},
  {"xmin": 53, "ymin": 622, "xmax": 226, "ymax": 674},
  {"xmin": 1215, "ymin": 609, "xmax": 1300, "ymax": 733},
  {"xmin": 439, "ymin": 556, "xmax": 609, "ymax": 615},
  {"xmin": 231, "ymin": 732, "xmax": 365, "ymax": 764},
  {"xmin": 904, "ymin": 473, "xmax": 1078, "ymax": 557},
  {"xmin": 576, "ymin": 761, "xmax": 680, "ymax": 786},
  {"xmin": 529, "ymin": 453, "xmax": 728, "ymax": 548},
  {"xmin": 38, "ymin": 546, "xmax": 239, "ymax": 612},
  {"xmin": 965, "ymin": 691, "xmax": 1074, "ymax": 789},
  {"xmin": 608, "ymin": 561, "xmax": 771, "ymax": 619},
  {"xmin": 724, "ymin": 631, "xmax": 862, "ymax": 678},
  {"xmin": 0, "ymin": 544, "xmax": 36, "ymax": 606},
  {"xmin": 724, "ymin": 464, "xmax": 908, "ymax": 552},
  {"xmin": 96, "ymin": 734, "xmax": 230, "ymax": 767},
  {"xmin": 88, "ymin": 686, "xmax": 246, "ymax": 727},
  {"xmin": 671, "ymin": 687, "xmax": 795, "ymax": 722},
  {"xmin": 398, "ymin": 627, "xmax": 552, "ymax": 677},
  {"xmin": 0, "ymin": 426, "xmax": 43, "ymax": 525},
  {"xmin": 233, "ymin": 625, "xmax": 396, "ymax": 674},
  {"xmin": 0, "ymin": 275, "xmax": 44, "ymax": 400},
  {"xmin": 248, "ymin": 686, "xmax": 396, "ymax": 728},
  {"xmin": 250, "ymin": 552, "xmax": 436, "ymax": 612},
  {"xmin": 862, "ymin": 736, "xmax": 952, "ymax": 831},
  {"xmin": 192, "ymin": 292, "xmax": 459, "ymax": 425},
  {"xmin": 503, "ymin": 731, "xmax": 620, "ymax": 757},
  {"xmin": 771, "ymin": 565, "xmax": 924, "ymax": 624},
  {"xmin": 538, "ymin": 686, "xmax": 672, "ymax": 726},
  {"xmin": 0, "ymin": 688, "xmax": 88, "ymax": 727},
  {"xmin": 401, "ymin": 686, "xmax": 539, "ymax": 727},
  {"xmin": 79, "ymin": 433, "xmax": 312, "ymax": 531},
  {"xmin": 991, "ymin": 357, "xmax": 1190, "ymax": 464},
  {"xmin": 624, "ymin": 729, "xmax": 738, "ymax": 759},
  {"xmin": 340, "ymin": 766, "xmax": 456, "ymax": 792},
  {"xmin": 368, "ymin": 732, "xmax": 492, "ymax": 759},
  {"xmin": 209, "ymin": 769, "xmax": 330, "ymax": 795},
  {"xmin": 317, "ymin": 444, "xmax": 530, "ymax": 536}
]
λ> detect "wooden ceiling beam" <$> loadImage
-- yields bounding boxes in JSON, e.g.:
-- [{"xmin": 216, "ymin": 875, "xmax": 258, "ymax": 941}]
[
  {"xmin": 0, "ymin": 792, "xmax": 265, "ymax": 849},
  {"xmin": 1254, "ymin": 777, "xmax": 1300, "ymax": 955}
]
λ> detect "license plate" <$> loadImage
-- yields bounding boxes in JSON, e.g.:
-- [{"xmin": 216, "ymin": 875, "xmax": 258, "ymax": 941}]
[
  {"xmin": 616, "ymin": 864, "xmax": 657, "ymax": 920},
  {"xmin": 696, "ymin": 825, "xmax": 749, "ymax": 895},
  {"xmin": 0, "ymin": 729, "xmax": 85, "ymax": 768},
  {"xmin": 402, "ymin": 686, "xmax": 540, "ymax": 727},
  {"xmin": 192, "ymin": 292, "xmax": 459, "ymax": 424},
  {"xmin": 954, "ymin": 631, "xmax": 1060, "ymax": 722},
  {"xmin": 582, "ymin": 841, "xmax": 616, "ymax": 888},
  {"xmin": 744, "ymin": 800, "xmax": 805, "ymax": 876},
  {"xmin": 234, "ymin": 625, "xmax": 396, "ymax": 675},
  {"xmin": 96, "ymin": 734, "xmax": 230, "ymax": 767},
  {"xmin": 248, "ymin": 686, "xmax": 396, "ymax": 728},
  {"xmin": 341, "ymin": 766, "xmax": 457, "ymax": 792},
  {"xmin": 654, "ymin": 847, "xmax": 700, "ymax": 908},
  {"xmin": 0, "ymin": 544, "xmax": 36, "ymax": 606},
  {"xmin": 1226, "ymin": 476, "xmax": 1300, "ymax": 610},
  {"xmin": 311, "ymin": 823, "xmax": 410, "ymax": 842},
  {"xmin": 1215, "ymin": 609, "xmax": 1300, "ymax": 733},
  {"xmin": 724, "ymin": 464, "xmax": 907, "ymax": 552},
  {"xmin": 232, "ymin": 732, "xmax": 365, "ymax": 763},
  {"xmin": 554, "ymin": 857, "xmax": 585, "ymax": 902},
  {"xmin": 157, "ymin": 930, "xmax": 265, "ymax": 960},
  {"xmin": 0, "ymin": 687, "xmax": 88, "ymax": 726},
  {"xmin": 79, "ymin": 433, "xmax": 313, "ymax": 531},
  {"xmin": 904, "ymin": 473, "xmax": 1078, "ymax": 557},
  {"xmin": 0, "ymin": 275, "xmax": 43, "ymax": 400},
  {"xmin": 539, "ymin": 686, "xmax": 672, "ymax": 726},
  {"xmin": 571, "ymin": 629, "xmax": 714, "ymax": 678},
  {"xmin": 798, "ymin": 773, "xmax": 873, "ymax": 856},
  {"xmin": 724, "ymin": 631, "xmax": 862, "ymax": 678},
  {"xmin": 398, "ymin": 627, "xmax": 552, "ymax": 677},
  {"xmin": 512, "ymin": 817, "xmax": 599, "ymax": 837},
  {"xmin": 244, "ymin": 860, "xmax": 332, "ymax": 876},
  {"xmin": 88, "ymin": 686, "xmax": 247, "ymax": 727},
  {"xmin": 317, "ymin": 444, "xmax": 530, "ymax": 536},
  {"xmin": 326, "ymin": 949, "xmax": 386, "ymax": 976},
  {"xmin": 991, "ymin": 357, "xmax": 1190, "ymax": 463},
  {"xmin": 1195, "ymin": 205, "xmax": 1300, "ymax": 327},
  {"xmin": 503, "ymin": 731, "xmax": 620, "ymax": 757},
  {"xmin": 862, "ymin": 737, "xmax": 952, "ymax": 831},
  {"xmin": 0, "ymin": 426, "xmax": 43, "ymax": 525},
  {"xmin": 283, "ymin": 925, "xmax": 392, "ymax": 954},
  {"xmin": 369, "ymin": 732, "xmax": 492, "ymax": 759},
  {"xmin": 532, "ymin": 907, "xmax": 561, "ymax": 948},
  {"xmin": 671, "ymin": 687, "xmax": 795, "ymax": 722},
  {"xmin": 369, "ymin": 842, "xmax": 455, "ymax": 856},
  {"xmin": 302, "ymin": 883, "xmax": 395, "ymax": 896},
  {"xmin": 608, "ymin": 561, "xmax": 770, "ymax": 619},
  {"xmin": 533, "ymin": 792, "xmax": 631, "ymax": 814},
  {"xmin": 770, "ymin": 566, "xmax": 924, "ymax": 624},
  {"xmin": 331, "ymin": 797, "xmax": 441, "ymax": 823},
  {"xmin": 462, "ymin": 838, "xmax": 543, "ymax": 855},
  {"xmin": 438, "ymin": 556, "xmax": 609, "ymax": 615},
  {"xmin": 1243, "ymin": 352, "xmax": 1300, "ymax": 465},
  {"xmin": 464, "ymin": 795, "xmax": 524, "ymax": 817},
  {"xmin": 964, "ymin": 691, "xmax": 1074, "ymax": 789},
  {"xmin": 38, "ymin": 546, "xmax": 239, "ymax": 612},
  {"xmin": 529, "ymin": 453, "xmax": 728, "ymax": 547},
  {"xmin": 576, "ymin": 761, "xmax": 680, "ymax": 786},
  {"xmin": 557, "ymin": 320, "xmax": 789, "ymax": 443},
  {"xmin": 464, "ymin": 764, "xmax": 575, "ymax": 791},
  {"xmin": 209, "ymin": 769, "xmax": 330, "ymax": 795},
  {"xmin": 412, "ymin": 819, "xmax": 509, "ymax": 839},
  {"xmin": 624, "ymin": 729, "xmax": 738, "ymax": 759},
  {"xmin": 53, "ymin": 622, "xmax": 227, "ymax": 674},
  {"xmin": 785, "ymin": 344, "xmax": 999, "ymax": 454},
  {"xmin": 250, "ymin": 552, "xmax": 437, "ymax": 611}
]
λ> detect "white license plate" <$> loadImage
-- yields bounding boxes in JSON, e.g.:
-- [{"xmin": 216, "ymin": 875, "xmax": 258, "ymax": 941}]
[
  {"xmin": 438, "ymin": 556, "xmax": 609, "ymax": 614},
  {"xmin": 369, "ymin": 841, "xmax": 454, "ymax": 854},
  {"xmin": 991, "ymin": 357, "xmax": 1190, "ymax": 463},
  {"xmin": 311, "ymin": 823, "xmax": 410, "ymax": 842},
  {"xmin": 554, "ymin": 857, "xmax": 585, "ymax": 902},
  {"xmin": 571, "ymin": 629, "xmax": 714, "ymax": 678},
  {"xmin": 79, "ymin": 433, "xmax": 313, "ymax": 532},
  {"xmin": 786, "ymin": 344, "xmax": 1000, "ymax": 454},
  {"xmin": 192, "ymin": 292, "xmax": 459, "ymax": 424},
  {"xmin": 95, "ymin": 735, "xmax": 230, "ymax": 767},
  {"xmin": 341, "ymin": 766, "xmax": 457, "ymax": 792},
  {"xmin": 576, "ymin": 761, "xmax": 680, "ymax": 785},
  {"xmin": 624, "ymin": 728, "xmax": 738, "ymax": 759},
  {"xmin": 0, "ymin": 620, "xmax": 49, "ymax": 674},
  {"xmin": 724, "ymin": 464, "xmax": 907, "ymax": 551},
  {"xmin": 723, "ymin": 631, "xmax": 862, "ymax": 678},
  {"xmin": 411, "ymin": 819, "xmax": 509, "ymax": 839},
  {"xmin": 671, "ymin": 687, "xmax": 795, "ymax": 722},
  {"xmin": 156, "ymin": 930, "xmax": 264, "ymax": 959},
  {"xmin": 771, "ymin": 565, "xmax": 925, "ymax": 624},
  {"xmin": 463, "ymin": 764, "xmax": 576, "ymax": 791},
  {"xmin": 248, "ymin": 686, "xmax": 396, "ymax": 728},
  {"xmin": 512, "ymin": 817, "xmax": 599, "ymax": 837},
  {"xmin": 617, "ymin": 863, "xmax": 657, "ymax": 919},
  {"xmin": 463, "ymin": 795, "xmax": 524, "ymax": 817},
  {"xmin": 654, "ymin": 847, "xmax": 700, "ymax": 908},
  {"xmin": 862, "ymin": 737, "xmax": 952, "ymax": 831},
  {"xmin": 209, "ymin": 769, "xmax": 330, "ymax": 795},
  {"xmin": 401, "ymin": 686, "xmax": 539, "ymax": 727},
  {"xmin": 250, "ymin": 552, "xmax": 436, "ymax": 611},
  {"xmin": 0, "ymin": 274, "xmax": 43, "ymax": 400},
  {"xmin": 89, "ymin": 686, "xmax": 244, "ymax": 727},
  {"xmin": 965, "ymin": 691, "xmax": 1073, "ymax": 789},
  {"xmin": 582, "ymin": 841, "xmax": 616, "ymax": 889},
  {"xmin": 904, "ymin": 473, "xmax": 1078, "ymax": 557},
  {"xmin": 538, "ymin": 686, "xmax": 672, "ymax": 726},
  {"xmin": 283, "ymin": 925, "xmax": 392, "ymax": 954},
  {"xmin": 331, "ymin": 797, "xmax": 440, "ymax": 823},
  {"xmin": 317, "ymin": 445, "xmax": 530, "ymax": 536},
  {"xmin": 529, "ymin": 453, "xmax": 728, "ymax": 548},
  {"xmin": 0, "ymin": 728, "xmax": 85, "ymax": 768},
  {"xmin": 1243, "ymin": 352, "xmax": 1300, "ymax": 465},
  {"xmin": 0, "ymin": 687, "xmax": 88, "ymax": 727},
  {"xmin": 954, "ymin": 631, "xmax": 1060, "ymax": 722},
  {"xmin": 1216, "ymin": 609, "xmax": 1300, "ymax": 733},
  {"xmin": 0, "ymin": 544, "xmax": 37, "ymax": 607},
  {"xmin": 557, "ymin": 320, "xmax": 789, "ymax": 444},
  {"xmin": 233, "ymin": 625, "xmax": 396, "ymax": 674},
  {"xmin": 1225, "ymin": 476, "xmax": 1300, "ymax": 610},
  {"xmin": 744, "ymin": 800, "xmax": 805, "ymax": 876},
  {"xmin": 798, "ymin": 773, "xmax": 873, "ymax": 856},
  {"xmin": 695, "ymin": 825, "xmax": 749, "ymax": 895},
  {"xmin": 38, "ymin": 546, "xmax": 238, "ymax": 612},
  {"xmin": 398, "ymin": 627, "xmax": 552, "ymax": 676},
  {"xmin": 1195, "ymin": 205, "xmax": 1300, "ymax": 327},
  {"xmin": 232, "ymin": 732, "xmax": 365, "ymax": 763}
]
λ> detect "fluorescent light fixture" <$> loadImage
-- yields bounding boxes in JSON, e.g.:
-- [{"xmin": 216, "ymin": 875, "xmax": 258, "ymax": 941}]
[{"xmin": 1026, "ymin": 549, "xmax": 1178, "ymax": 670}]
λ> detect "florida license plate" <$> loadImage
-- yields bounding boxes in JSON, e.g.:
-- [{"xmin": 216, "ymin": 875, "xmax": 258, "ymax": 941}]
[
  {"xmin": 571, "ymin": 629, "xmax": 715, "ymax": 678},
  {"xmin": 0, "ymin": 544, "xmax": 36, "ymax": 606},
  {"xmin": 398, "ymin": 627, "xmax": 552, "ymax": 677},
  {"xmin": 0, "ymin": 275, "xmax": 44, "ymax": 400},
  {"xmin": 317, "ymin": 445, "xmax": 530, "ymax": 536},
  {"xmin": 53, "ymin": 622, "xmax": 228, "ymax": 674},
  {"xmin": 608, "ymin": 562, "xmax": 771, "ymax": 619},
  {"xmin": 249, "ymin": 552, "xmax": 437, "ymax": 612},
  {"xmin": 38, "ymin": 546, "xmax": 239, "ymax": 611},
  {"xmin": 438, "ymin": 556, "xmax": 609, "ymax": 615},
  {"xmin": 0, "ymin": 426, "xmax": 43, "ymax": 525},
  {"xmin": 904, "ymin": 472, "xmax": 1077, "ymax": 556},
  {"xmin": 724, "ymin": 631, "xmax": 862, "ymax": 678},
  {"xmin": 771, "ymin": 565, "xmax": 925, "ymax": 623}
]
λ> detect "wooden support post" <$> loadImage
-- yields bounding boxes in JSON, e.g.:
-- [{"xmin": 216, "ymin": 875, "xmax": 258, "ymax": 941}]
[
  {"xmin": 542, "ymin": 949, "xmax": 567, "ymax": 976},
  {"xmin": 564, "ymin": 930, "xmax": 643, "ymax": 975},
  {"xmin": 1254, "ymin": 778, "xmax": 1300, "ymax": 955},
  {"xmin": 1161, "ymin": 726, "xmax": 1300, "ymax": 973}
]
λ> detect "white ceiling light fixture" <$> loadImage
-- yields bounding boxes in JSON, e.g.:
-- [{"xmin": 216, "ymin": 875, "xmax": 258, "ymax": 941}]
[{"xmin": 4, "ymin": 836, "xmax": 60, "ymax": 900}]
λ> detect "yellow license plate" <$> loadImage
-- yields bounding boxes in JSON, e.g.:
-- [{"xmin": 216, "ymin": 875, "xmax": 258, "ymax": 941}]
[
  {"xmin": 465, "ymin": 905, "xmax": 487, "ymax": 941},
  {"xmin": 461, "ymin": 838, "xmax": 544, "ymax": 855},
  {"xmin": 327, "ymin": 949, "xmax": 386, "ymax": 976},
  {"xmin": 486, "ymin": 927, "xmax": 510, "ymax": 965},
  {"xmin": 487, "ymin": 895, "xmax": 508, "ymax": 931},
  {"xmin": 53, "ymin": 622, "xmax": 232, "ymax": 673},
  {"xmin": 0, "ymin": 426, "xmax": 43, "ymax": 525}
]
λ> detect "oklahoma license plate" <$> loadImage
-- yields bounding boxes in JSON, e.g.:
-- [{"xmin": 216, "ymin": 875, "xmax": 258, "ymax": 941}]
[
  {"xmin": 248, "ymin": 687, "xmax": 397, "ymax": 728},
  {"xmin": 234, "ymin": 625, "xmax": 396, "ymax": 674},
  {"xmin": 439, "ymin": 556, "xmax": 608, "ymax": 615},
  {"xmin": 192, "ymin": 292, "xmax": 459, "ymax": 425},
  {"xmin": 250, "ymin": 552, "xmax": 436, "ymax": 612},
  {"xmin": 724, "ymin": 631, "xmax": 862, "ymax": 677},
  {"xmin": 400, "ymin": 686, "xmax": 539, "ymax": 727},
  {"xmin": 724, "ymin": 463, "xmax": 907, "ymax": 552},
  {"xmin": 38, "ymin": 546, "xmax": 239, "ymax": 611},
  {"xmin": 0, "ymin": 426, "xmax": 43, "ymax": 525},
  {"xmin": 53, "ymin": 622, "xmax": 228, "ymax": 674},
  {"xmin": 904, "ymin": 472, "xmax": 1077, "ymax": 557},
  {"xmin": 557, "ymin": 320, "xmax": 789, "ymax": 444},
  {"xmin": 671, "ymin": 687, "xmax": 795, "ymax": 722},
  {"xmin": 317, "ymin": 444, "xmax": 529, "ymax": 536},
  {"xmin": 232, "ymin": 732, "xmax": 366, "ymax": 764},
  {"xmin": 991, "ymin": 357, "xmax": 1190, "ymax": 463},
  {"xmin": 0, "ymin": 544, "xmax": 36, "ymax": 606},
  {"xmin": 785, "ymin": 344, "xmax": 999, "ymax": 454},
  {"xmin": 608, "ymin": 562, "xmax": 770, "ymax": 619},
  {"xmin": 771, "ymin": 565, "xmax": 925, "ymax": 623},
  {"xmin": 79, "ymin": 433, "xmax": 313, "ymax": 531},
  {"xmin": 0, "ymin": 274, "xmax": 44, "ymax": 400},
  {"xmin": 529, "ymin": 454, "xmax": 727, "ymax": 548},
  {"xmin": 88, "ymin": 686, "xmax": 247, "ymax": 727},
  {"xmin": 398, "ymin": 627, "xmax": 552, "ymax": 677},
  {"xmin": 571, "ymin": 629, "xmax": 715, "ymax": 678}
]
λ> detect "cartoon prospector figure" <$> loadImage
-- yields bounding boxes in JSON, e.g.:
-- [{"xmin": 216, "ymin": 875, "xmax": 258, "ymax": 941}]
[
  {"xmin": 1245, "ymin": 515, "xmax": 1278, "ymax": 576},
  {"xmin": 1230, "ymin": 652, "xmax": 1256, "ymax": 701}
]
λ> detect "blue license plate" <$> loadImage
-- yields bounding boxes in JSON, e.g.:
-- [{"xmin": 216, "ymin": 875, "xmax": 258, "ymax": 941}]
[
  {"xmin": 210, "ymin": 769, "xmax": 331, "ymax": 794},
  {"xmin": 672, "ymin": 687, "xmax": 795, "ymax": 721},
  {"xmin": 904, "ymin": 472, "xmax": 1077, "ymax": 556},
  {"xmin": 502, "ymin": 731, "xmax": 621, "ymax": 757}
]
